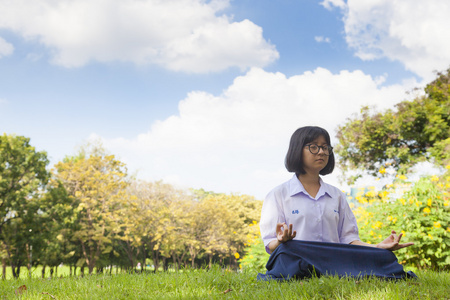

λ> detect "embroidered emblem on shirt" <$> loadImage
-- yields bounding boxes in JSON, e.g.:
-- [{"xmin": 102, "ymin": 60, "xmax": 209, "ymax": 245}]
[
  {"xmin": 334, "ymin": 210, "xmax": 339, "ymax": 214},
  {"xmin": 292, "ymin": 210, "xmax": 299, "ymax": 214}
]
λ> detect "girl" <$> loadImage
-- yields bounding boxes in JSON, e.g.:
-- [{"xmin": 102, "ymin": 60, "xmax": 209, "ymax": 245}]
[{"xmin": 260, "ymin": 126, "xmax": 413, "ymax": 254}]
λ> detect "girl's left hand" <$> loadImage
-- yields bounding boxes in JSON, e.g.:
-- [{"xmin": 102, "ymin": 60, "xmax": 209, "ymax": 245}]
[{"xmin": 377, "ymin": 230, "xmax": 414, "ymax": 251}]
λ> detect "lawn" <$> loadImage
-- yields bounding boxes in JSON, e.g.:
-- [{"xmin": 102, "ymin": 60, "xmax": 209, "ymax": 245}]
[{"xmin": 1, "ymin": 267, "xmax": 449, "ymax": 299}]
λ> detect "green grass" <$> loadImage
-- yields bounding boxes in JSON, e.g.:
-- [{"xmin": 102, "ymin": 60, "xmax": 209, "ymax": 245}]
[
  {"xmin": 1, "ymin": 265, "xmax": 128, "ymax": 280},
  {"xmin": 1, "ymin": 267, "xmax": 449, "ymax": 299}
]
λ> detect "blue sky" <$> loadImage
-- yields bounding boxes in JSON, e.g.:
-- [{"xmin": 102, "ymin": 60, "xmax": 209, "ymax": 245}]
[{"xmin": 1, "ymin": 0, "xmax": 449, "ymax": 199}]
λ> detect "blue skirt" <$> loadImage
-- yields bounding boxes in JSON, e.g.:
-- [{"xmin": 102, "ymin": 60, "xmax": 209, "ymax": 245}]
[{"xmin": 257, "ymin": 240, "xmax": 417, "ymax": 281}]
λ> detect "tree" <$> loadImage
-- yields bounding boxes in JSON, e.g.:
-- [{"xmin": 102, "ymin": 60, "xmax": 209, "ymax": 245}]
[
  {"xmin": 0, "ymin": 134, "xmax": 49, "ymax": 232},
  {"xmin": 189, "ymin": 192, "xmax": 262, "ymax": 269},
  {"xmin": 38, "ymin": 181, "xmax": 81, "ymax": 277},
  {"xmin": 126, "ymin": 180, "xmax": 189, "ymax": 271},
  {"xmin": 53, "ymin": 153, "xmax": 129, "ymax": 274},
  {"xmin": 0, "ymin": 134, "xmax": 49, "ymax": 278},
  {"xmin": 336, "ymin": 69, "xmax": 450, "ymax": 183}
]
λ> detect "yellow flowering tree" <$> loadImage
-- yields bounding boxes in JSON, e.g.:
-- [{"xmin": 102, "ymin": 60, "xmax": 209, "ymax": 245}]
[{"xmin": 354, "ymin": 173, "xmax": 450, "ymax": 270}]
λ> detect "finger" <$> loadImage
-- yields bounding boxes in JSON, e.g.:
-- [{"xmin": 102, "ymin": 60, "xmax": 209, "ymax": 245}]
[
  {"xmin": 288, "ymin": 223, "xmax": 293, "ymax": 236},
  {"xmin": 391, "ymin": 230, "xmax": 397, "ymax": 240},
  {"xmin": 282, "ymin": 224, "xmax": 289, "ymax": 239},
  {"xmin": 277, "ymin": 223, "xmax": 286, "ymax": 233},
  {"xmin": 292, "ymin": 230, "xmax": 297, "ymax": 238},
  {"xmin": 277, "ymin": 223, "xmax": 287, "ymax": 241},
  {"xmin": 276, "ymin": 223, "xmax": 282, "ymax": 233},
  {"xmin": 277, "ymin": 223, "xmax": 287, "ymax": 239},
  {"xmin": 398, "ymin": 242, "xmax": 414, "ymax": 249}
]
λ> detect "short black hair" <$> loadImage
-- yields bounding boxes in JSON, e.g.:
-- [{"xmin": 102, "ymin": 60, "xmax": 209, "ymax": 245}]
[{"xmin": 285, "ymin": 126, "xmax": 335, "ymax": 175}]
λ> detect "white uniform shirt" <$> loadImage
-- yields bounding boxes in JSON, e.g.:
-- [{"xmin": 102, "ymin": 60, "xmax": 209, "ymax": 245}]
[{"xmin": 260, "ymin": 175, "xmax": 360, "ymax": 253}]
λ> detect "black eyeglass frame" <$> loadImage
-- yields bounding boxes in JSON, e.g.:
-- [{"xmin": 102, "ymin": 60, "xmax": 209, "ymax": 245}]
[{"xmin": 304, "ymin": 144, "xmax": 333, "ymax": 156}]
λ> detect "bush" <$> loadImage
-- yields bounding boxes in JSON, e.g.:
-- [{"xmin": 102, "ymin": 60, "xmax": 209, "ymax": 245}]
[
  {"xmin": 238, "ymin": 221, "xmax": 270, "ymax": 272},
  {"xmin": 353, "ymin": 170, "xmax": 450, "ymax": 270}
]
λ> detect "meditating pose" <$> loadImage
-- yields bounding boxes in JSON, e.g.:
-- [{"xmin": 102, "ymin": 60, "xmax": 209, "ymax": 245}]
[{"xmin": 260, "ymin": 126, "xmax": 414, "ymax": 254}]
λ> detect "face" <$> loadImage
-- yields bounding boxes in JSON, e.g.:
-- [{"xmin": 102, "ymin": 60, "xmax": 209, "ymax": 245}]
[{"xmin": 301, "ymin": 135, "xmax": 329, "ymax": 174}]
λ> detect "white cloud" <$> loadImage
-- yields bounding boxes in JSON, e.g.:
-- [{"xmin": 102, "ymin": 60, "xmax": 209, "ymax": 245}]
[
  {"xmin": 314, "ymin": 36, "xmax": 331, "ymax": 43},
  {"xmin": 328, "ymin": 0, "xmax": 450, "ymax": 81},
  {"xmin": 0, "ymin": 0, "xmax": 278, "ymax": 72},
  {"xmin": 320, "ymin": 0, "xmax": 346, "ymax": 10},
  {"xmin": 0, "ymin": 37, "xmax": 14, "ymax": 58},
  {"xmin": 99, "ymin": 68, "xmax": 418, "ymax": 199}
]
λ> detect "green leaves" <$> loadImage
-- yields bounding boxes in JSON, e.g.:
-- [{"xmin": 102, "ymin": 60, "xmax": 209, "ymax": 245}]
[
  {"xmin": 0, "ymin": 134, "xmax": 49, "ymax": 214},
  {"xmin": 0, "ymin": 134, "xmax": 50, "ymax": 278},
  {"xmin": 336, "ymin": 69, "xmax": 450, "ymax": 183},
  {"xmin": 53, "ymin": 152, "xmax": 130, "ymax": 274},
  {"xmin": 355, "ymin": 174, "xmax": 450, "ymax": 270}
]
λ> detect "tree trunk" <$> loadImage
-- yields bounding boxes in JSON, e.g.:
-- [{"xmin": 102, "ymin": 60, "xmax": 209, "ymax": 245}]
[
  {"xmin": 172, "ymin": 252, "xmax": 178, "ymax": 271},
  {"xmin": 2, "ymin": 258, "xmax": 6, "ymax": 280},
  {"xmin": 177, "ymin": 251, "xmax": 185, "ymax": 269},
  {"xmin": 141, "ymin": 243, "xmax": 146, "ymax": 273},
  {"xmin": 26, "ymin": 244, "xmax": 31, "ymax": 278},
  {"xmin": 80, "ymin": 239, "xmax": 99, "ymax": 275},
  {"xmin": 162, "ymin": 257, "xmax": 168, "ymax": 271},
  {"xmin": 42, "ymin": 265, "xmax": 46, "ymax": 278},
  {"xmin": 88, "ymin": 262, "xmax": 95, "ymax": 274},
  {"xmin": 191, "ymin": 254, "xmax": 196, "ymax": 268},
  {"xmin": 11, "ymin": 260, "xmax": 21, "ymax": 278},
  {"xmin": 5, "ymin": 243, "xmax": 17, "ymax": 278},
  {"xmin": 152, "ymin": 248, "xmax": 160, "ymax": 272}
]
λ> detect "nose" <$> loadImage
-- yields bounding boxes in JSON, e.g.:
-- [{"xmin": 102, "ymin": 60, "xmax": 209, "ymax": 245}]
[{"xmin": 317, "ymin": 147, "xmax": 326, "ymax": 155}]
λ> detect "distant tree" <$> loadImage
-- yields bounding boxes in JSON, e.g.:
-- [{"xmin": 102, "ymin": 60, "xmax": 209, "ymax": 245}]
[
  {"xmin": 126, "ymin": 180, "xmax": 188, "ymax": 271},
  {"xmin": 53, "ymin": 151, "xmax": 129, "ymax": 274},
  {"xmin": 0, "ymin": 134, "xmax": 49, "ymax": 278},
  {"xmin": 336, "ymin": 69, "xmax": 450, "ymax": 183},
  {"xmin": 39, "ymin": 181, "xmax": 81, "ymax": 277},
  {"xmin": 0, "ymin": 134, "xmax": 49, "ymax": 233},
  {"xmin": 190, "ymin": 192, "xmax": 261, "ymax": 269}
]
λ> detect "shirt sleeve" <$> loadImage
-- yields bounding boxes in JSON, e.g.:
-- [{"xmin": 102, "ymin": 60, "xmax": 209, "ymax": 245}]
[
  {"xmin": 337, "ymin": 192, "xmax": 360, "ymax": 244},
  {"xmin": 260, "ymin": 189, "xmax": 285, "ymax": 254}
]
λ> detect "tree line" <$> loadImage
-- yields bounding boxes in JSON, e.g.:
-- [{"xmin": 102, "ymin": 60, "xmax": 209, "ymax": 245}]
[{"xmin": 0, "ymin": 139, "xmax": 262, "ymax": 278}]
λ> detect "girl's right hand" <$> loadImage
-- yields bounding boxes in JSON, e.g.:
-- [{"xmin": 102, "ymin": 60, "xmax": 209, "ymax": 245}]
[{"xmin": 276, "ymin": 222, "xmax": 297, "ymax": 243}]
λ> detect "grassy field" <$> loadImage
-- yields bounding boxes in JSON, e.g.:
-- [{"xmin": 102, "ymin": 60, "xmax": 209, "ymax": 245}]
[
  {"xmin": 1, "ymin": 265, "xmax": 126, "ymax": 280},
  {"xmin": 1, "ymin": 267, "xmax": 449, "ymax": 299}
]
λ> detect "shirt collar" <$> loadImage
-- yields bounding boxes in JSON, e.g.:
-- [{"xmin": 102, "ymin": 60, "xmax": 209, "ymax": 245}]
[{"xmin": 288, "ymin": 174, "xmax": 333, "ymax": 198}]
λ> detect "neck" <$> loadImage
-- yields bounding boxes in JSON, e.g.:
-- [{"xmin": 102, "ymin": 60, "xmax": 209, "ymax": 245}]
[{"xmin": 298, "ymin": 173, "xmax": 320, "ymax": 186}]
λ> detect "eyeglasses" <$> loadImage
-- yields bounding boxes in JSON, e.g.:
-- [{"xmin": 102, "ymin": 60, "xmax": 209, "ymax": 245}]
[{"xmin": 305, "ymin": 144, "xmax": 333, "ymax": 156}]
